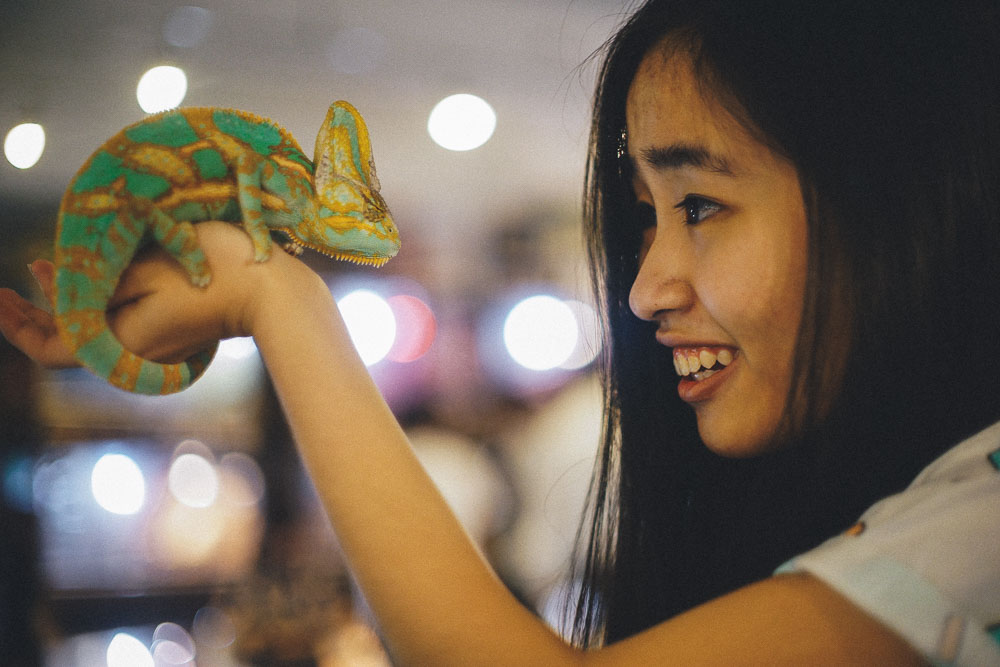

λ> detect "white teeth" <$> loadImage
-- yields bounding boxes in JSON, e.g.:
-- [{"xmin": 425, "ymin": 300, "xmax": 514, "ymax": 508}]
[
  {"xmin": 677, "ymin": 354, "xmax": 690, "ymax": 375},
  {"xmin": 687, "ymin": 353, "xmax": 700, "ymax": 373},
  {"xmin": 673, "ymin": 347, "xmax": 735, "ymax": 379}
]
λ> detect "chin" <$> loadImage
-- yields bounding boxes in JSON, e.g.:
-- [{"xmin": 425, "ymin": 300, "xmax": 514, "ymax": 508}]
[{"xmin": 696, "ymin": 420, "xmax": 786, "ymax": 458}]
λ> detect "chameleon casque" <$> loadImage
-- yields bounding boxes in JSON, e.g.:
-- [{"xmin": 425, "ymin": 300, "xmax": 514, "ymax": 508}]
[{"xmin": 53, "ymin": 100, "xmax": 399, "ymax": 395}]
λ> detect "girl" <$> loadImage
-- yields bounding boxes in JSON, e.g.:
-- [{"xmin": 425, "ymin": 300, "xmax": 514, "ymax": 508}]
[{"xmin": 2, "ymin": 0, "xmax": 998, "ymax": 663}]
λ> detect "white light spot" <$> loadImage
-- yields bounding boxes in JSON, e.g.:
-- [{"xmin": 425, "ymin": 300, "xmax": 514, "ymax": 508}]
[
  {"xmin": 4, "ymin": 123, "xmax": 45, "ymax": 169},
  {"xmin": 338, "ymin": 289, "xmax": 397, "ymax": 366},
  {"xmin": 91, "ymin": 454, "xmax": 145, "ymax": 515},
  {"xmin": 559, "ymin": 300, "xmax": 601, "ymax": 369},
  {"xmin": 137, "ymin": 66, "xmax": 188, "ymax": 113},
  {"xmin": 219, "ymin": 336, "xmax": 257, "ymax": 360},
  {"xmin": 168, "ymin": 453, "xmax": 219, "ymax": 508},
  {"xmin": 427, "ymin": 94, "xmax": 496, "ymax": 151},
  {"xmin": 503, "ymin": 295, "xmax": 578, "ymax": 371},
  {"xmin": 107, "ymin": 632, "xmax": 154, "ymax": 667}
]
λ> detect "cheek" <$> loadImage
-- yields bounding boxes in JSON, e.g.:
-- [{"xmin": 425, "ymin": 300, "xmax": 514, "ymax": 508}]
[{"xmin": 699, "ymin": 233, "xmax": 806, "ymax": 353}]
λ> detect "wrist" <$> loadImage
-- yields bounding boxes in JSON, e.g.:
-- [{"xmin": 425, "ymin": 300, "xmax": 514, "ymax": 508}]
[{"xmin": 242, "ymin": 252, "xmax": 334, "ymax": 343}]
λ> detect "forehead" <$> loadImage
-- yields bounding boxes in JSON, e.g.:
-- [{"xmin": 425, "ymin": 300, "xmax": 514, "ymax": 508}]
[{"xmin": 625, "ymin": 49, "xmax": 758, "ymax": 169}]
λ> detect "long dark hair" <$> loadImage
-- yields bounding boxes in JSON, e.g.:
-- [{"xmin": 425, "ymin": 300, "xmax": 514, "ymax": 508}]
[{"xmin": 571, "ymin": 0, "xmax": 1000, "ymax": 647}]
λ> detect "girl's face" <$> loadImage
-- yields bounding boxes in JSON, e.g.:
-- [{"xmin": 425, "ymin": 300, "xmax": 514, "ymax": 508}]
[{"xmin": 626, "ymin": 51, "xmax": 808, "ymax": 457}]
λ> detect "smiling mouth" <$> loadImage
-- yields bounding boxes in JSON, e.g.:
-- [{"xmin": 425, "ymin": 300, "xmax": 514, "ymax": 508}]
[{"xmin": 673, "ymin": 347, "xmax": 735, "ymax": 381}]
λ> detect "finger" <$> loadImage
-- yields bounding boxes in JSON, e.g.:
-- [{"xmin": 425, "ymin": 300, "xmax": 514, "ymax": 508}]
[
  {"xmin": 0, "ymin": 288, "xmax": 79, "ymax": 368},
  {"xmin": 27, "ymin": 259, "xmax": 56, "ymax": 307}
]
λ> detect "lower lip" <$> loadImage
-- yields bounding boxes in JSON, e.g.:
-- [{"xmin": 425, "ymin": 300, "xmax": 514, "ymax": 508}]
[{"xmin": 676, "ymin": 361, "xmax": 735, "ymax": 403}]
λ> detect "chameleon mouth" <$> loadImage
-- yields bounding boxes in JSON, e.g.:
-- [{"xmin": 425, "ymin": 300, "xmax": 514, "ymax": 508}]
[
  {"xmin": 276, "ymin": 233, "xmax": 390, "ymax": 267},
  {"xmin": 327, "ymin": 252, "xmax": 390, "ymax": 267}
]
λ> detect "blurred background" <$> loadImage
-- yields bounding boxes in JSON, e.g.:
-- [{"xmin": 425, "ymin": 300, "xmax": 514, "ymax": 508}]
[{"xmin": 1, "ymin": 1, "xmax": 630, "ymax": 664}]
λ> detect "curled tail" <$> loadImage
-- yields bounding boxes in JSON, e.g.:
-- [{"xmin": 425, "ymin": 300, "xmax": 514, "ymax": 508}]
[{"xmin": 53, "ymin": 257, "xmax": 216, "ymax": 395}]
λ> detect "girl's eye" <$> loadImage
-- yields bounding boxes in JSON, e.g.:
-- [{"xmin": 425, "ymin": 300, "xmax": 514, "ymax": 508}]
[{"xmin": 675, "ymin": 195, "xmax": 722, "ymax": 225}]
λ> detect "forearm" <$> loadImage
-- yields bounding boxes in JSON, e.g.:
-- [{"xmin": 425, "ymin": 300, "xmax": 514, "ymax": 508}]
[{"xmin": 250, "ymin": 270, "xmax": 578, "ymax": 666}]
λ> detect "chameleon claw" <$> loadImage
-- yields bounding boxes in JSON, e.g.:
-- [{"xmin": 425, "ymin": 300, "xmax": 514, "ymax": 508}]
[{"xmin": 281, "ymin": 240, "xmax": 305, "ymax": 257}]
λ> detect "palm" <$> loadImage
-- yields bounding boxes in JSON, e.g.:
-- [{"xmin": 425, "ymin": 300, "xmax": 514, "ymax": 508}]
[{"xmin": 0, "ymin": 261, "xmax": 78, "ymax": 368}]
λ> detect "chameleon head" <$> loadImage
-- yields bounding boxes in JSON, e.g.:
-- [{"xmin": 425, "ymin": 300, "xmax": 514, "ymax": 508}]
[{"xmin": 308, "ymin": 101, "xmax": 400, "ymax": 266}]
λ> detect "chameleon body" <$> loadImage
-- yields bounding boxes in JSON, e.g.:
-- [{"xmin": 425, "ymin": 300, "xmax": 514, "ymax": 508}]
[{"xmin": 53, "ymin": 101, "xmax": 399, "ymax": 394}]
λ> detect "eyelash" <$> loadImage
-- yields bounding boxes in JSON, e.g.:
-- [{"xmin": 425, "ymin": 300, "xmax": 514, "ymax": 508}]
[{"xmin": 675, "ymin": 195, "xmax": 722, "ymax": 225}]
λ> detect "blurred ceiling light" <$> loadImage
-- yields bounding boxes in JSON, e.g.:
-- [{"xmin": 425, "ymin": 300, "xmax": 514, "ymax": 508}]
[
  {"xmin": 91, "ymin": 453, "xmax": 145, "ymax": 515},
  {"xmin": 4, "ymin": 123, "xmax": 45, "ymax": 169},
  {"xmin": 428, "ymin": 94, "xmax": 496, "ymax": 151},
  {"xmin": 503, "ymin": 295, "xmax": 578, "ymax": 371},
  {"xmin": 338, "ymin": 289, "xmax": 397, "ymax": 366},
  {"xmin": 137, "ymin": 65, "xmax": 188, "ymax": 113}
]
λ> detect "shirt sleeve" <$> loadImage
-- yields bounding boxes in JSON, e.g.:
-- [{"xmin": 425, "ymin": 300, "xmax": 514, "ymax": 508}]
[{"xmin": 776, "ymin": 432, "xmax": 1000, "ymax": 666}]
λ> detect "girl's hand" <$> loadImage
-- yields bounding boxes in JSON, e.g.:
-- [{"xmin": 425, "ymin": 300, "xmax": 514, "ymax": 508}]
[
  {"xmin": 0, "ymin": 258, "xmax": 77, "ymax": 368},
  {"xmin": 0, "ymin": 221, "xmax": 302, "ymax": 369}
]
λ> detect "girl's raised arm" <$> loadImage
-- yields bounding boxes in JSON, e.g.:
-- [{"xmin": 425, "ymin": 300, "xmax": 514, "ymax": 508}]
[{"xmin": 0, "ymin": 221, "xmax": 921, "ymax": 665}]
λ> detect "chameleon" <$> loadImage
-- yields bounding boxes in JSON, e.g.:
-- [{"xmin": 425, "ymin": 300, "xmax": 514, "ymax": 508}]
[{"xmin": 53, "ymin": 100, "xmax": 400, "ymax": 395}]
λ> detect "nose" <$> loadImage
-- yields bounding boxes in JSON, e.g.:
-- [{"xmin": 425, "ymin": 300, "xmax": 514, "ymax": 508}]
[{"xmin": 628, "ymin": 227, "xmax": 695, "ymax": 321}]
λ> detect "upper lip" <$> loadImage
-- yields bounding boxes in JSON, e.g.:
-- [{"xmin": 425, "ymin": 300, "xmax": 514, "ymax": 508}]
[{"xmin": 655, "ymin": 331, "xmax": 737, "ymax": 350}]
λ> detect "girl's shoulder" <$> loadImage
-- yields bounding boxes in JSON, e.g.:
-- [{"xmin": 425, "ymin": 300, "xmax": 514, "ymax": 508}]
[{"xmin": 777, "ymin": 420, "xmax": 1000, "ymax": 665}]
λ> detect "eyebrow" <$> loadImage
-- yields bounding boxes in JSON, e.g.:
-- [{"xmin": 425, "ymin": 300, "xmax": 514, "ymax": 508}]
[{"xmin": 633, "ymin": 143, "xmax": 735, "ymax": 175}]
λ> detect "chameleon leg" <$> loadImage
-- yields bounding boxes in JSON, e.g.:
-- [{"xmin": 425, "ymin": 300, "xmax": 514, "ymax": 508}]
[
  {"xmin": 149, "ymin": 208, "xmax": 212, "ymax": 286},
  {"xmin": 235, "ymin": 157, "xmax": 274, "ymax": 262}
]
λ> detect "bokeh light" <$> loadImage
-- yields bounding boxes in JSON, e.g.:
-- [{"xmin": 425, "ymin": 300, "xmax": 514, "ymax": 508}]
[
  {"xmin": 338, "ymin": 289, "xmax": 397, "ymax": 366},
  {"xmin": 4, "ymin": 122, "xmax": 45, "ymax": 169},
  {"xmin": 218, "ymin": 452, "xmax": 266, "ymax": 506},
  {"xmin": 137, "ymin": 65, "xmax": 188, "ymax": 113},
  {"xmin": 192, "ymin": 606, "xmax": 236, "ymax": 649},
  {"xmin": 91, "ymin": 453, "xmax": 145, "ymax": 515},
  {"xmin": 427, "ymin": 94, "xmax": 496, "ymax": 151},
  {"xmin": 107, "ymin": 632, "xmax": 154, "ymax": 667},
  {"xmin": 503, "ymin": 295, "xmax": 578, "ymax": 371},
  {"xmin": 387, "ymin": 294, "xmax": 437, "ymax": 362},
  {"xmin": 168, "ymin": 452, "xmax": 219, "ymax": 508},
  {"xmin": 559, "ymin": 300, "xmax": 601, "ymax": 370},
  {"xmin": 151, "ymin": 622, "xmax": 196, "ymax": 666}
]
